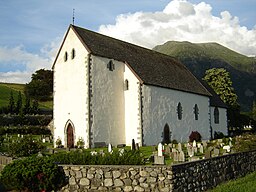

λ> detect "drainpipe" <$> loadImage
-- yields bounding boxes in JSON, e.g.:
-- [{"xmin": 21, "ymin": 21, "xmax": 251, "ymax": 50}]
[{"xmin": 87, "ymin": 53, "xmax": 92, "ymax": 148}]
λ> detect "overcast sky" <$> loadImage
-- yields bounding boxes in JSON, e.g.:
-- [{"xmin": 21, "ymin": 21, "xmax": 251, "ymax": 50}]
[{"xmin": 0, "ymin": 0, "xmax": 255, "ymax": 83}]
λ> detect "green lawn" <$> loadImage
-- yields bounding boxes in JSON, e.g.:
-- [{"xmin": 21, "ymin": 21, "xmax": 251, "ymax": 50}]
[{"xmin": 209, "ymin": 171, "xmax": 256, "ymax": 192}]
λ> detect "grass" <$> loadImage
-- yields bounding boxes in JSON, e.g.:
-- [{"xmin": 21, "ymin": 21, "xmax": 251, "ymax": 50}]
[
  {"xmin": 0, "ymin": 82, "xmax": 53, "ymax": 110},
  {"xmin": 208, "ymin": 171, "xmax": 256, "ymax": 192}
]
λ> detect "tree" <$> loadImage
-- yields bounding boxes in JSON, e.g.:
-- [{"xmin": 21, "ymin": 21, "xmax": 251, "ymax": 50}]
[
  {"xmin": 15, "ymin": 91, "xmax": 22, "ymax": 114},
  {"xmin": 203, "ymin": 68, "xmax": 238, "ymax": 107},
  {"xmin": 31, "ymin": 99, "xmax": 39, "ymax": 114},
  {"xmin": 25, "ymin": 69, "xmax": 53, "ymax": 101},
  {"xmin": 23, "ymin": 95, "xmax": 31, "ymax": 115},
  {"xmin": 8, "ymin": 91, "xmax": 15, "ymax": 114}
]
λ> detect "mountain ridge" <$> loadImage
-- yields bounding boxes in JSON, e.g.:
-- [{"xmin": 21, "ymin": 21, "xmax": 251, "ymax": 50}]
[{"xmin": 153, "ymin": 41, "xmax": 256, "ymax": 112}]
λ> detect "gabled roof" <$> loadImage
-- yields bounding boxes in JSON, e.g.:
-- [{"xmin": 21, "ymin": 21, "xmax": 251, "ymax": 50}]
[
  {"xmin": 200, "ymin": 81, "xmax": 228, "ymax": 108},
  {"xmin": 56, "ymin": 25, "xmax": 211, "ymax": 97}
]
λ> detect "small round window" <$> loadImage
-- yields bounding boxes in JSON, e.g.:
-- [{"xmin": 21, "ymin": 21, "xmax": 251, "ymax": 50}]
[
  {"xmin": 64, "ymin": 52, "xmax": 68, "ymax": 62},
  {"xmin": 71, "ymin": 49, "xmax": 75, "ymax": 59}
]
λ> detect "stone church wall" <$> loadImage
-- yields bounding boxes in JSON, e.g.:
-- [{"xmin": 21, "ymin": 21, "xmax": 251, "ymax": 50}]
[{"xmin": 60, "ymin": 150, "xmax": 256, "ymax": 191}]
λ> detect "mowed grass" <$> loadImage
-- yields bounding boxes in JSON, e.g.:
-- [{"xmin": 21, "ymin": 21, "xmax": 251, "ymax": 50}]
[
  {"xmin": 209, "ymin": 171, "xmax": 256, "ymax": 192},
  {"xmin": 0, "ymin": 83, "xmax": 53, "ymax": 109}
]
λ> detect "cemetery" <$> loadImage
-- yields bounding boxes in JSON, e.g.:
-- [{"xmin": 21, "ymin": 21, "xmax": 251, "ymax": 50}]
[{"xmin": 1, "ymin": 126, "xmax": 256, "ymax": 191}]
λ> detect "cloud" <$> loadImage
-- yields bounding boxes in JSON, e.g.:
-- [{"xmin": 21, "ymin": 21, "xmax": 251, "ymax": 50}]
[
  {"xmin": 99, "ymin": 0, "xmax": 256, "ymax": 56},
  {"xmin": 0, "ymin": 38, "xmax": 60, "ymax": 83}
]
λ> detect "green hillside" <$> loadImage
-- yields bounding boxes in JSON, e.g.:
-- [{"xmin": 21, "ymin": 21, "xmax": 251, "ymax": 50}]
[
  {"xmin": 154, "ymin": 41, "xmax": 256, "ymax": 73},
  {"xmin": 0, "ymin": 83, "xmax": 52, "ymax": 110},
  {"xmin": 153, "ymin": 41, "xmax": 256, "ymax": 111}
]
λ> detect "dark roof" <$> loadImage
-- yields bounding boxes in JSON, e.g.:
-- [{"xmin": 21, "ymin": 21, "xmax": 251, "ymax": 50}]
[
  {"xmin": 61, "ymin": 25, "xmax": 211, "ymax": 96},
  {"xmin": 200, "ymin": 81, "xmax": 227, "ymax": 108}
]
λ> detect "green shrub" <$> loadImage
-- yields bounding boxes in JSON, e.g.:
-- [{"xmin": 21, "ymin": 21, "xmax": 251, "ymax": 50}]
[
  {"xmin": 0, "ymin": 156, "xmax": 67, "ymax": 191},
  {"xmin": 233, "ymin": 133, "xmax": 256, "ymax": 152},
  {"xmin": 50, "ymin": 149, "xmax": 145, "ymax": 165},
  {"xmin": 8, "ymin": 135, "xmax": 46, "ymax": 157},
  {"xmin": 0, "ymin": 126, "xmax": 51, "ymax": 136},
  {"xmin": 189, "ymin": 131, "xmax": 202, "ymax": 142}
]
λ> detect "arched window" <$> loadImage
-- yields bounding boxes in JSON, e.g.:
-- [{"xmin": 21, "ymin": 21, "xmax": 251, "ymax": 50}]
[
  {"xmin": 177, "ymin": 102, "xmax": 183, "ymax": 120},
  {"xmin": 124, "ymin": 79, "xmax": 129, "ymax": 91},
  {"xmin": 194, "ymin": 104, "xmax": 199, "ymax": 120},
  {"xmin": 64, "ymin": 51, "xmax": 68, "ymax": 62},
  {"xmin": 71, "ymin": 48, "xmax": 75, "ymax": 59},
  {"xmin": 214, "ymin": 107, "xmax": 219, "ymax": 124},
  {"xmin": 107, "ymin": 60, "xmax": 115, "ymax": 71}
]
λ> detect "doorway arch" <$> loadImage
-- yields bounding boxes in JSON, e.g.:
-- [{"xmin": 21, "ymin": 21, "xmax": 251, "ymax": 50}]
[{"xmin": 65, "ymin": 120, "xmax": 75, "ymax": 148}]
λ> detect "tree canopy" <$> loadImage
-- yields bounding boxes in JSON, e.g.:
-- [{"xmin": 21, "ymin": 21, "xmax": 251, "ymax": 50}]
[
  {"xmin": 25, "ymin": 69, "xmax": 53, "ymax": 101},
  {"xmin": 203, "ymin": 68, "xmax": 238, "ymax": 107}
]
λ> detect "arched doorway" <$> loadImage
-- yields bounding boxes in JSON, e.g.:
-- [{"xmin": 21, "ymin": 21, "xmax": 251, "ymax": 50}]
[
  {"xmin": 67, "ymin": 123, "xmax": 74, "ymax": 148},
  {"xmin": 162, "ymin": 123, "xmax": 171, "ymax": 144}
]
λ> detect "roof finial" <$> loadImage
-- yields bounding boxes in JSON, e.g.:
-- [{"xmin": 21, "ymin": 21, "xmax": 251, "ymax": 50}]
[{"xmin": 72, "ymin": 8, "xmax": 75, "ymax": 25}]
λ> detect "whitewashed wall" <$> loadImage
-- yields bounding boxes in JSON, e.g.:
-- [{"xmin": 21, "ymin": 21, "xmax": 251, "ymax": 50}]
[
  {"xmin": 142, "ymin": 85, "xmax": 211, "ymax": 145},
  {"xmin": 210, "ymin": 107, "xmax": 228, "ymax": 136},
  {"xmin": 53, "ymin": 28, "xmax": 89, "ymax": 148},
  {"xmin": 90, "ymin": 56, "xmax": 126, "ymax": 146},
  {"xmin": 124, "ymin": 65, "xmax": 141, "ymax": 146}
]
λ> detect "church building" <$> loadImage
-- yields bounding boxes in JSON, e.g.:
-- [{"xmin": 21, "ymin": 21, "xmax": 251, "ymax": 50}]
[{"xmin": 52, "ymin": 25, "xmax": 227, "ymax": 148}]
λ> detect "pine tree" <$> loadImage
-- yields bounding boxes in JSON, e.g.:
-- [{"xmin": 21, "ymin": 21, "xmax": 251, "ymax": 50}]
[
  {"xmin": 31, "ymin": 100, "xmax": 39, "ymax": 114},
  {"xmin": 8, "ymin": 91, "xmax": 15, "ymax": 114},
  {"xmin": 23, "ymin": 95, "xmax": 31, "ymax": 114},
  {"xmin": 16, "ymin": 91, "xmax": 23, "ymax": 114}
]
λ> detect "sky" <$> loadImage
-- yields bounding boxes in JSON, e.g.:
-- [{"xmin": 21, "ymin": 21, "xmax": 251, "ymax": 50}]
[{"xmin": 0, "ymin": 0, "xmax": 255, "ymax": 83}]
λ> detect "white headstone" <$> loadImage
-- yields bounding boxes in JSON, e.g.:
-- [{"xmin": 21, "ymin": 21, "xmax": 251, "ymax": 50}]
[
  {"xmin": 158, "ymin": 143, "xmax": 163, "ymax": 157},
  {"xmin": 42, "ymin": 138, "xmax": 46, "ymax": 143},
  {"xmin": 192, "ymin": 140, "xmax": 197, "ymax": 148},
  {"xmin": 223, "ymin": 145, "xmax": 231, "ymax": 152},
  {"xmin": 177, "ymin": 143, "xmax": 182, "ymax": 152},
  {"xmin": 200, "ymin": 145, "xmax": 204, "ymax": 154},
  {"xmin": 108, "ymin": 143, "xmax": 112, "ymax": 153},
  {"xmin": 179, "ymin": 151, "xmax": 185, "ymax": 162}
]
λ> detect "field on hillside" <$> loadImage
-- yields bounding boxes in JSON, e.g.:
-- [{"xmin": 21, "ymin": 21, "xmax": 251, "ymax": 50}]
[{"xmin": 0, "ymin": 83, "xmax": 53, "ymax": 109}]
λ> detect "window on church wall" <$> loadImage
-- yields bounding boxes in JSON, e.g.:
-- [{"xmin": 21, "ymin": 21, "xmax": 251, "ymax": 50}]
[
  {"xmin": 71, "ymin": 48, "xmax": 75, "ymax": 59},
  {"xmin": 214, "ymin": 107, "xmax": 219, "ymax": 124},
  {"xmin": 64, "ymin": 52, "xmax": 68, "ymax": 62},
  {"xmin": 194, "ymin": 104, "xmax": 199, "ymax": 120},
  {"xmin": 124, "ymin": 79, "xmax": 129, "ymax": 91},
  {"xmin": 107, "ymin": 60, "xmax": 115, "ymax": 71},
  {"xmin": 177, "ymin": 102, "xmax": 183, "ymax": 120}
]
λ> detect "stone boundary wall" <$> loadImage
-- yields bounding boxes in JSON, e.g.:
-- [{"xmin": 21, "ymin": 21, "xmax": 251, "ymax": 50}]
[{"xmin": 60, "ymin": 150, "xmax": 256, "ymax": 192}]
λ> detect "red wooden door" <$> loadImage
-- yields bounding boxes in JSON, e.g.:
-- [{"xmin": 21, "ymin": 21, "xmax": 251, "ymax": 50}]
[{"xmin": 67, "ymin": 124, "xmax": 74, "ymax": 148}]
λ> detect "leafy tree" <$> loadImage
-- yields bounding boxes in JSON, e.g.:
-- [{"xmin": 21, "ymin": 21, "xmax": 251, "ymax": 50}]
[
  {"xmin": 25, "ymin": 69, "xmax": 53, "ymax": 101},
  {"xmin": 8, "ymin": 91, "xmax": 15, "ymax": 114},
  {"xmin": 15, "ymin": 91, "xmax": 22, "ymax": 114},
  {"xmin": 203, "ymin": 68, "xmax": 238, "ymax": 107}
]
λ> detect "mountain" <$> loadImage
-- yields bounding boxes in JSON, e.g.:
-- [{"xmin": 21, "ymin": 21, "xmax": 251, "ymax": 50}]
[{"xmin": 153, "ymin": 41, "xmax": 256, "ymax": 112}]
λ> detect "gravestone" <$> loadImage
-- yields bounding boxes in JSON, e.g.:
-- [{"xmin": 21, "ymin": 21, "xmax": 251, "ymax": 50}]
[
  {"xmin": 42, "ymin": 138, "xmax": 46, "ymax": 143},
  {"xmin": 192, "ymin": 140, "xmax": 197, "ymax": 148},
  {"xmin": 154, "ymin": 156, "xmax": 165, "ymax": 165},
  {"xmin": 213, "ymin": 148, "xmax": 220, "ymax": 156},
  {"xmin": 99, "ymin": 149, "xmax": 104, "ymax": 155},
  {"xmin": 173, "ymin": 152, "xmax": 179, "ymax": 162},
  {"xmin": 187, "ymin": 147, "xmax": 194, "ymax": 157},
  {"xmin": 135, "ymin": 143, "xmax": 140, "ymax": 150},
  {"xmin": 202, "ymin": 140, "xmax": 207, "ymax": 148},
  {"xmin": 158, "ymin": 143, "xmax": 163, "ymax": 156},
  {"xmin": 197, "ymin": 143, "xmax": 201, "ymax": 148},
  {"xmin": 119, "ymin": 148, "xmax": 125, "ymax": 156},
  {"xmin": 189, "ymin": 156, "xmax": 200, "ymax": 162},
  {"xmin": 172, "ymin": 148, "xmax": 177, "ymax": 153},
  {"xmin": 204, "ymin": 150, "xmax": 211, "ymax": 159},
  {"xmin": 117, "ymin": 144, "xmax": 126, "ymax": 148},
  {"xmin": 223, "ymin": 145, "xmax": 231, "ymax": 153},
  {"xmin": 165, "ymin": 145, "xmax": 171, "ymax": 156},
  {"xmin": 179, "ymin": 151, "xmax": 185, "ymax": 162},
  {"xmin": 131, "ymin": 139, "xmax": 136, "ymax": 151},
  {"xmin": 108, "ymin": 144, "xmax": 112, "ymax": 153},
  {"xmin": 45, "ymin": 137, "xmax": 50, "ymax": 142},
  {"xmin": 199, "ymin": 145, "xmax": 204, "ymax": 154},
  {"xmin": 177, "ymin": 143, "xmax": 182, "ymax": 152}
]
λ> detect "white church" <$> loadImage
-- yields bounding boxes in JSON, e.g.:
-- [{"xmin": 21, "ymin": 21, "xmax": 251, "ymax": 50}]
[{"xmin": 52, "ymin": 25, "xmax": 227, "ymax": 148}]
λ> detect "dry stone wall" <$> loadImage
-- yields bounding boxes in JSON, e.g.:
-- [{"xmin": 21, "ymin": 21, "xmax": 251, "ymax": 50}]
[{"xmin": 60, "ymin": 150, "xmax": 256, "ymax": 192}]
